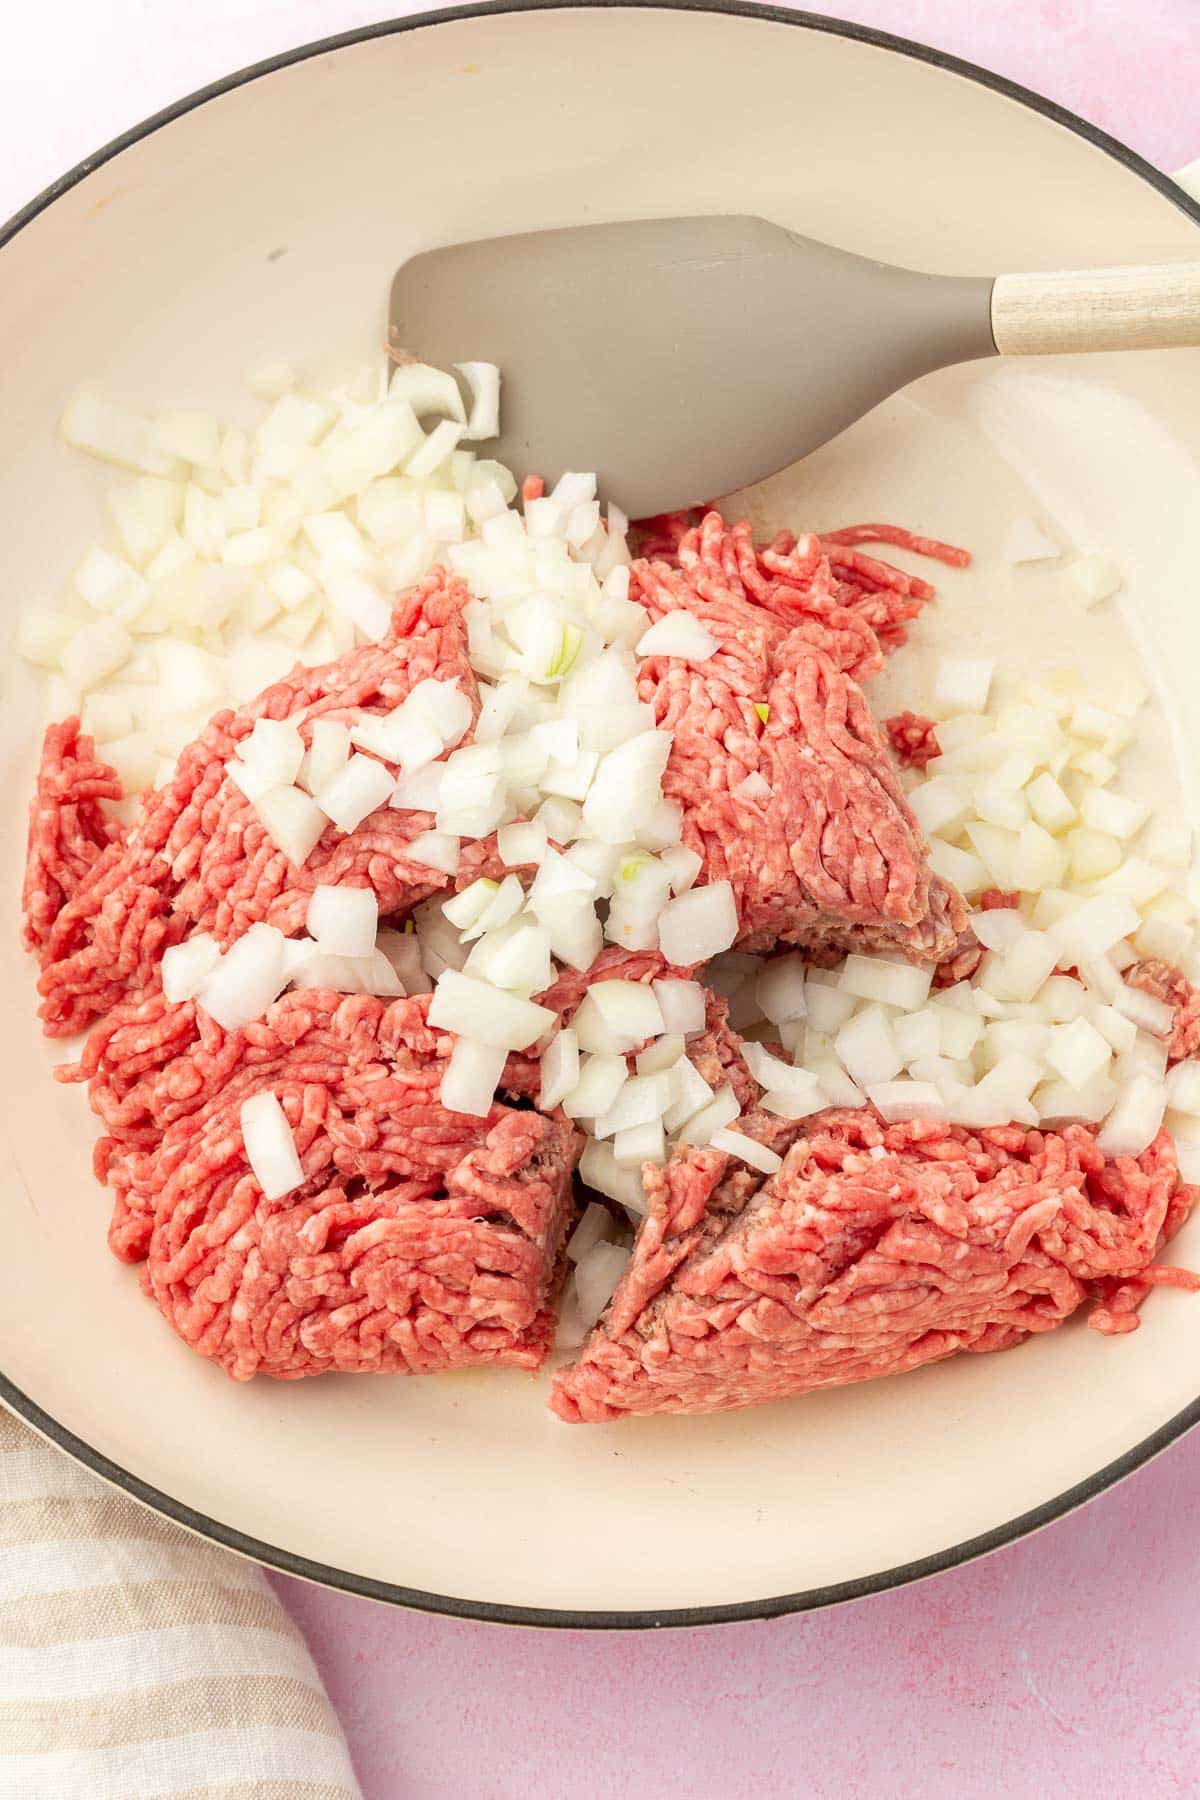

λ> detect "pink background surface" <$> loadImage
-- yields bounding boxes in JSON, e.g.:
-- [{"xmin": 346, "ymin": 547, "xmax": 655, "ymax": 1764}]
[{"xmin": 3, "ymin": 2, "xmax": 1197, "ymax": 1795}]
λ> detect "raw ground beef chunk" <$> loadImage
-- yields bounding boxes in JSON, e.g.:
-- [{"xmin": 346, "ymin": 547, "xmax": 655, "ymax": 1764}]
[
  {"xmin": 886, "ymin": 710, "xmax": 941, "ymax": 771},
  {"xmin": 552, "ymin": 1110, "xmax": 1197, "ymax": 1422},
  {"xmin": 22, "ymin": 718, "xmax": 124, "ymax": 957},
  {"xmin": 632, "ymin": 513, "xmax": 969, "ymax": 963},
  {"xmin": 72, "ymin": 944, "xmax": 748, "ymax": 1264},
  {"xmin": 26, "ymin": 568, "xmax": 494, "ymax": 1038},
  {"xmin": 119, "ymin": 990, "xmax": 580, "ymax": 1380}
]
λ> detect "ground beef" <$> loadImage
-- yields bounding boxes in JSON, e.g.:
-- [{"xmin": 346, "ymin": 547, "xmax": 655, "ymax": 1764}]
[
  {"xmin": 886, "ymin": 710, "xmax": 941, "ymax": 771},
  {"xmin": 25, "ymin": 569, "xmax": 493, "ymax": 1038},
  {"xmin": 632, "ymin": 513, "xmax": 969, "ymax": 964},
  {"xmin": 551, "ymin": 1111, "xmax": 1198, "ymax": 1422},
  {"xmin": 22, "ymin": 718, "xmax": 124, "ymax": 957},
  {"xmin": 71, "ymin": 943, "xmax": 750, "ymax": 1267},
  {"xmin": 122, "ymin": 989, "xmax": 580, "ymax": 1380},
  {"xmin": 1128, "ymin": 959, "xmax": 1200, "ymax": 1063},
  {"xmin": 631, "ymin": 514, "xmax": 968, "ymax": 662}
]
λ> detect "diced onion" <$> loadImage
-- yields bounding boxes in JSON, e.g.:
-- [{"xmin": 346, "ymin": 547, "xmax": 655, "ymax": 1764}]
[
  {"xmin": 567, "ymin": 1200, "xmax": 613, "ymax": 1263},
  {"xmin": 161, "ymin": 934, "xmax": 222, "ymax": 1003},
  {"xmin": 866, "ymin": 1080, "xmax": 948, "ymax": 1124},
  {"xmin": 574, "ymin": 1240, "xmax": 631, "ymax": 1327},
  {"xmin": 252, "ymin": 785, "xmax": 328, "ymax": 866},
  {"xmin": 652, "ymin": 978, "xmax": 707, "ymax": 1036},
  {"xmin": 316, "ymin": 754, "xmax": 395, "ymax": 834},
  {"xmin": 199, "ymin": 923, "xmax": 288, "ymax": 1030},
  {"xmin": 1097, "ymin": 1073, "xmax": 1166, "ymax": 1157},
  {"xmin": 835, "ymin": 1005, "xmax": 902, "ymax": 1086},
  {"xmin": 676, "ymin": 1084, "xmax": 740, "ymax": 1146},
  {"xmin": 563, "ymin": 1053, "xmax": 628, "ymax": 1120},
  {"xmin": 708, "ymin": 1127, "xmax": 783, "ymax": 1175},
  {"xmin": 407, "ymin": 831, "xmax": 461, "ymax": 876},
  {"xmin": 306, "ymin": 884, "xmax": 378, "ymax": 957},
  {"xmin": 428, "ymin": 970, "xmax": 555, "ymax": 1050},
  {"xmin": 658, "ymin": 880, "xmax": 737, "ymax": 967},
  {"xmin": 613, "ymin": 1118, "xmax": 667, "ymax": 1167},
  {"xmin": 455, "ymin": 362, "xmax": 501, "ymax": 440},
  {"xmin": 934, "ymin": 656, "xmax": 993, "ymax": 713},
  {"xmin": 540, "ymin": 1028, "xmax": 580, "ymax": 1110},
  {"xmin": 839, "ymin": 954, "xmax": 932, "ymax": 1012},
  {"xmin": 241, "ymin": 1089, "xmax": 305, "ymax": 1200},
  {"xmin": 440, "ymin": 1037, "xmax": 506, "ymax": 1117},
  {"xmin": 635, "ymin": 613, "xmax": 719, "ymax": 662},
  {"xmin": 241, "ymin": 717, "xmax": 305, "ymax": 786}
]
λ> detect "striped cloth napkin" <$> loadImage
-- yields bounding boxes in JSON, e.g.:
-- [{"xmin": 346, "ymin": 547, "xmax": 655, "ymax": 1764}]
[{"xmin": 0, "ymin": 1406, "xmax": 362, "ymax": 1800}]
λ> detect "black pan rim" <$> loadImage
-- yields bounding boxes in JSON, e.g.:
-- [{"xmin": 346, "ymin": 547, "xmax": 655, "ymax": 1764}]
[{"xmin": 3, "ymin": 0, "xmax": 1198, "ymax": 1632}]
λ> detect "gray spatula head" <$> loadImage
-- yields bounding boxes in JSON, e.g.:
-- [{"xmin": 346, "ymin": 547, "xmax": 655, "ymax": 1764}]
[{"xmin": 389, "ymin": 214, "xmax": 997, "ymax": 517}]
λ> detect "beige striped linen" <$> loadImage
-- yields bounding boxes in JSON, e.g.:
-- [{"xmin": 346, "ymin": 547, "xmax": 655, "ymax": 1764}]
[{"xmin": 0, "ymin": 1406, "xmax": 362, "ymax": 1800}]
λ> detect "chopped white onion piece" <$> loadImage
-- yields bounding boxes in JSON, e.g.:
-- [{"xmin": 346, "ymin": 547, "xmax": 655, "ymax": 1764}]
[
  {"xmin": 567, "ymin": 1200, "xmax": 613, "ymax": 1264},
  {"xmin": 1048, "ymin": 894, "xmax": 1139, "ymax": 964},
  {"xmin": 443, "ymin": 878, "xmax": 498, "ymax": 933},
  {"xmin": 1079, "ymin": 788, "xmax": 1147, "ymax": 841},
  {"xmin": 635, "ymin": 613, "xmax": 719, "ymax": 662},
  {"xmin": 866, "ymin": 1080, "xmax": 948, "ymax": 1124},
  {"xmin": 161, "ymin": 934, "xmax": 222, "ymax": 1003},
  {"xmin": 428, "ymin": 970, "xmax": 554, "ymax": 1050},
  {"xmin": 574, "ymin": 981, "xmax": 664, "ymax": 1054},
  {"xmin": 662, "ymin": 1059, "xmax": 715, "ymax": 1132},
  {"xmin": 658, "ymin": 881, "xmax": 737, "ymax": 967},
  {"xmin": 804, "ymin": 983, "xmax": 857, "ymax": 1034},
  {"xmin": 934, "ymin": 656, "xmax": 993, "ymax": 714},
  {"xmin": 1165, "ymin": 1060, "xmax": 1200, "ymax": 1117},
  {"xmin": 380, "ymin": 364, "xmax": 462, "ymax": 430},
  {"xmin": 240, "ymin": 1089, "xmax": 305, "ymax": 1199},
  {"xmin": 316, "ymin": 753, "xmax": 395, "ymax": 834},
  {"xmin": 676, "ymin": 1084, "xmax": 740, "ymax": 1146},
  {"xmin": 324, "ymin": 566, "xmax": 392, "ymax": 640},
  {"xmin": 652, "ymin": 978, "xmax": 707, "ymax": 1037},
  {"xmin": 578, "ymin": 1140, "xmax": 645, "ymax": 1212},
  {"xmin": 707, "ymin": 1127, "xmax": 782, "ymax": 1175},
  {"xmin": 306, "ymin": 884, "xmax": 378, "ymax": 957},
  {"xmin": 839, "ymin": 954, "xmax": 933, "ymax": 1012},
  {"xmin": 1035, "ymin": 1076, "xmax": 1117, "ymax": 1127},
  {"xmin": 252, "ymin": 785, "xmax": 328, "ymax": 865},
  {"xmin": 539, "ymin": 1029, "xmax": 580, "ymax": 1111},
  {"xmin": 574, "ymin": 1240, "xmax": 631, "ymax": 1327},
  {"xmin": 563, "ymin": 1053, "xmax": 628, "ymax": 1121},
  {"xmin": 455, "ymin": 362, "xmax": 501, "ymax": 441},
  {"xmin": 752, "ymin": 954, "xmax": 808, "ymax": 1026},
  {"xmin": 1109, "ymin": 981, "xmax": 1175, "ymax": 1038},
  {"xmin": 977, "ymin": 932, "xmax": 1058, "ymax": 1004},
  {"xmin": 497, "ymin": 819, "xmax": 549, "ymax": 867},
  {"xmin": 1046, "ymin": 1016, "xmax": 1112, "ymax": 1088},
  {"xmin": 241, "ymin": 717, "xmax": 305, "ymax": 786},
  {"xmin": 1097, "ymin": 1073, "xmax": 1166, "ymax": 1157},
  {"xmin": 61, "ymin": 391, "xmax": 183, "ymax": 478},
  {"xmin": 1143, "ymin": 820, "xmax": 1193, "ymax": 869},
  {"xmin": 440, "ymin": 1037, "xmax": 506, "ymax": 1117},
  {"xmin": 613, "ymin": 1119, "xmax": 667, "ymax": 1167},
  {"xmin": 199, "ymin": 923, "xmax": 288, "ymax": 1030},
  {"xmin": 835, "ymin": 1005, "xmax": 903, "ymax": 1086},
  {"xmin": 893, "ymin": 1010, "xmax": 942, "ymax": 1063},
  {"xmin": 407, "ymin": 831, "xmax": 461, "ymax": 876}
]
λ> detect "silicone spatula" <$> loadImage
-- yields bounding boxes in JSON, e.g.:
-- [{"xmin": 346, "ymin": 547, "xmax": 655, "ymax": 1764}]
[{"xmin": 388, "ymin": 213, "xmax": 1200, "ymax": 516}]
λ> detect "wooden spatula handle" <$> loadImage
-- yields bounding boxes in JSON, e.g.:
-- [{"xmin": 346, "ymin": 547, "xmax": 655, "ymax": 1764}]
[{"xmin": 991, "ymin": 262, "xmax": 1200, "ymax": 355}]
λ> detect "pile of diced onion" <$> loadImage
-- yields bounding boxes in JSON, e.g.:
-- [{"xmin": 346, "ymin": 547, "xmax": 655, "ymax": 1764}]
[{"xmin": 24, "ymin": 364, "xmax": 1200, "ymax": 1347}]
